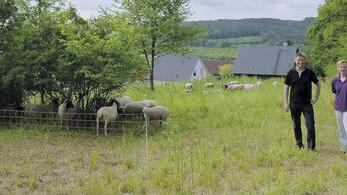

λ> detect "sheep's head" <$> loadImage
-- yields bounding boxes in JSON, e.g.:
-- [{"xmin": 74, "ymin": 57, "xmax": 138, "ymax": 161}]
[{"xmin": 111, "ymin": 99, "xmax": 123, "ymax": 113}]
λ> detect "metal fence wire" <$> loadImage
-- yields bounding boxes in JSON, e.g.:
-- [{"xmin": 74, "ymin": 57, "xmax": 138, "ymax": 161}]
[{"xmin": 0, "ymin": 109, "xmax": 146, "ymax": 133}]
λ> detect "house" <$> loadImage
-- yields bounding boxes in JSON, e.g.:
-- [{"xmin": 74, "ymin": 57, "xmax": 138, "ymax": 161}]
[
  {"xmin": 233, "ymin": 45, "xmax": 298, "ymax": 76},
  {"xmin": 203, "ymin": 60, "xmax": 232, "ymax": 77},
  {"xmin": 153, "ymin": 55, "xmax": 209, "ymax": 82}
]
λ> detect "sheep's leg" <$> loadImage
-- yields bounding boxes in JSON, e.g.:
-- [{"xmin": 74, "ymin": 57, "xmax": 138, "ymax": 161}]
[
  {"xmin": 96, "ymin": 117, "xmax": 99, "ymax": 136},
  {"xmin": 104, "ymin": 119, "xmax": 108, "ymax": 136}
]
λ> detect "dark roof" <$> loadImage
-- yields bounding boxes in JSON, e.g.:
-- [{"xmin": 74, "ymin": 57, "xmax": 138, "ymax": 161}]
[
  {"xmin": 154, "ymin": 55, "xmax": 205, "ymax": 81},
  {"xmin": 203, "ymin": 60, "xmax": 232, "ymax": 75},
  {"xmin": 233, "ymin": 46, "xmax": 298, "ymax": 76}
]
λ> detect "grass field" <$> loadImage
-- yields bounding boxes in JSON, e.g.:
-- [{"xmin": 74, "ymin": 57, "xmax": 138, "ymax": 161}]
[
  {"xmin": 189, "ymin": 47, "xmax": 237, "ymax": 60},
  {"xmin": 1, "ymin": 77, "xmax": 347, "ymax": 194}
]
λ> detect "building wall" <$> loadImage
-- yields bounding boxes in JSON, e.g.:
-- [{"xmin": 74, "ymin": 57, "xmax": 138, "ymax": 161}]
[{"xmin": 190, "ymin": 60, "xmax": 210, "ymax": 80}]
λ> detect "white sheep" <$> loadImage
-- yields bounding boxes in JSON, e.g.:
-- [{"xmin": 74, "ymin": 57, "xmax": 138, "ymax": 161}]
[
  {"xmin": 136, "ymin": 100, "xmax": 158, "ymax": 108},
  {"xmin": 243, "ymin": 84, "xmax": 256, "ymax": 90},
  {"xmin": 204, "ymin": 82, "xmax": 214, "ymax": 88},
  {"xmin": 256, "ymin": 81, "xmax": 263, "ymax": 86},
  {"xmin": 122, "ymin": 101, "xmax": 146, "ymax": 119},
  {"xmin": 184, "ymin": 83, "xmax": 193, "ymax": 90},
  {"xmin": 222, "ymin": 81, "xmax": 240, "ymax": 89},
  {"xmin": 96, "ymin": 101, "xmax": 120, "ymax": 136},
  {"xmin": 58, "ymin": 101, "xmax": 80, "ymax": 129},
  {"xmin": 226, "ymin": 84, "xmax": 244, "ymax": 90},
  {"xmin": 116, "ymin": 96, "xmax": 132, "ymax": 107},
  {"xmin": 143, "ymin": 106, "xmax": 170, "ymax": 123}
]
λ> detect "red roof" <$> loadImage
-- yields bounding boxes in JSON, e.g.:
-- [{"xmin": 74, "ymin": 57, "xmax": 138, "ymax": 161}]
[{"xmin": 203, "ymin": 60, "xmax": 232, "ymax": 75}]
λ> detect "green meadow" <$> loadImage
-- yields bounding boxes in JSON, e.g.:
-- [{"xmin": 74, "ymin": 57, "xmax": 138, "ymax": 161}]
[{"xmin": 1, "ymin": 77, "xmax": 347, "ymax": 194}]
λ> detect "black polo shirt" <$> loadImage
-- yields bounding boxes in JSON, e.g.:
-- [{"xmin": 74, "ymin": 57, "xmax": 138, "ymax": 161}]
[{"xmin": 284, "ymin": 68, "xmax": 319, "ymax": 104}]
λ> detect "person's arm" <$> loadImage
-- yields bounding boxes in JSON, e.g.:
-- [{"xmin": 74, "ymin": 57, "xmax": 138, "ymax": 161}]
[
  {"xmin": 284, "ymin": 84, "xmax": 290, "ymax": 112},
  {"xmin": 311, "ymin": 81, "xmax": 321, "ymax": 105}
]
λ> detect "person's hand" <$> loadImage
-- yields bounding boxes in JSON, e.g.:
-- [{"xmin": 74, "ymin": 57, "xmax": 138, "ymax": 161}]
[
  {"xmin": 311, "ymin": 98, "xmax": 318, "ymax": 105},
  {"xmin": 284, "ymin": 103, "xmax": 289, "ymax": 112}
]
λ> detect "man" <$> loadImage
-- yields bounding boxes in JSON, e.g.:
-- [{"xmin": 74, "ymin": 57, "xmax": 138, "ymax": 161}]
[{"xmin": 284, "ymin": 52, "xmax": 321, "ymax": 150}]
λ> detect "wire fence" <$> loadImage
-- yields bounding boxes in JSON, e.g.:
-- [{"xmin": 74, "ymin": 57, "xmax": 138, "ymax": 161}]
[{"xmin": 0, "ymin": 109, "xmax": 146, "ymax": 134}]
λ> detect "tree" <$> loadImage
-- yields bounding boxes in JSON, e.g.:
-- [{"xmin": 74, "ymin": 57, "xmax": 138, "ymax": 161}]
[
  {"xmin": 0, "ymin": 0, "xmax": 26, "ymax": 108},
  {"xmin": 118, "ymin": 0, "xmax": 203, "ymax": 90},
  {"xmin": 308, "ymin": 0, "xmax": 347, "ymax": 70},
  {"xmin": 55, "ymin": 10, "xmax": 146, "ymax": 111}
]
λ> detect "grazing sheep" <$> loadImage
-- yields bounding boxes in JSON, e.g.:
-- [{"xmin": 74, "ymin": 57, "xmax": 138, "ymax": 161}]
[
  {"xmin": 96, "ymin": 100, "xmax": 120, "ymax": 136},
  {"xmin": 204, "ymin": 83, "xmax": 214, "ymax": 88},
  {"xmin": 24, "ymin": 99, "xmax": 59, "ymax": 120},
  {"xmin": 143, "ymin": 106, "xmax": 170, "ymax": 123},
  {"xmin": 222, "ymin": 81, "xmax": 240, "ymax": 89},
  {"xmin": 122, "ymin": 101, "xmax": 146, "ymax": 119},
  {"xmin": 116, "ymin": 96, "xmax": 132, "ymax": 107},
  {"xmin": 184, "ymin": 83, "xmax": 193, "ymax": 90},
  {"xmin": 226, "ymin": 84, "xmax": 245, "ymax": 90},
  {"xmin": 256, "ymin": 81, "xmax": 263, "ymax": 86},
  {"xmin": 136, "ymin": 100, "xmax": 158, "ymax": 107},
  {"xmin": 243, "ymin": 84, "xmax": 256, "ymax": 90}
]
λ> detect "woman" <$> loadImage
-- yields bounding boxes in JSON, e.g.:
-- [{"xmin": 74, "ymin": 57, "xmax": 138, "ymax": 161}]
[{"xmin": 332, "ymin": 60, "xmax": 347, "ymax": 153}]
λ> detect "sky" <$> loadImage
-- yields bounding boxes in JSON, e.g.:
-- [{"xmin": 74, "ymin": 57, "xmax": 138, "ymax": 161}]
[{"xmin": 68, "ymin": 0, "xmax": 326, "ymax": 21}]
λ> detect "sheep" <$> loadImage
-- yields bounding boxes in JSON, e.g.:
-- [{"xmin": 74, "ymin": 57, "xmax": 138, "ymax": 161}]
[
  {"xmin": 256, "ymin": 81, "xmax": 263, "ymax": 86},
  {"xmin": 96, "ymin": 100, "xmax": 120, "ymax": 136},
  {"xmin": 136, "ymin": 100, "xmax": 158, "ymax": 107},
  {"xmin": 184, "ymin": 83, "xmax": 193, "ymax": 93},
  {"xmin": 143, "ymin": 106, "xmax": 170, "ymax": 123},
  {"xmin": 226, "ymin": 84, "xmax": 245, "ymax": 91},
  {"xmin": 116, "ymin": 96, "xmax": 132, "ymax": 107},
  {"xmin": 58, "ymin": 100, "xmax": 79, "ymax": 129},
  {"xmin": 24, "ymin": 99, "xmax": 59, "ymax": 121},
  {"xmin": 222, "ymin": 81, "xmax": 240, "ymax": 89},
  {"xmin": 204, "ymin": 83, "xmax": 214, "ymax": 88},
  {"xmin": 184, "ymin": 83, "xmax": 193, "ymax": 90},
  {"xmin": 243, "ymin": 84, "xmax": 256, "ymax": 90}
]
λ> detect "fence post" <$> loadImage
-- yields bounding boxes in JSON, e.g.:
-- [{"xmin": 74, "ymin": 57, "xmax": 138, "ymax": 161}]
[{"xmin": 144, "ymin": 113, "xmax": 149, "ymax": 165}]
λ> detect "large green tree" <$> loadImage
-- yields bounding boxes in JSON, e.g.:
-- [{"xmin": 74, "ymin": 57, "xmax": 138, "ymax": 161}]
[
  {"xmin": 308, "ymin": 0, "xmax": 347, "ymax": 70},
  {"xmin": 0, "ymin": 0, "xmax": 26, "ymax": 108},
  {"xmin": 56, "ymin": 10, "xmax": 146, "ymax": 111},
  {"xmin": 118, "ymin": 0, "xmax": 203, "ymax": 90}
]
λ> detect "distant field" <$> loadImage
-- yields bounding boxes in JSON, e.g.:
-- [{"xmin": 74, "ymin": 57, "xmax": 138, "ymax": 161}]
[
  {"xmin": 1, "ymin": 77, "xmax": 347, "ymax": 194},
  {"xmin": 189, "ymin": 47, "xmax": 237, "ymax": 60}
]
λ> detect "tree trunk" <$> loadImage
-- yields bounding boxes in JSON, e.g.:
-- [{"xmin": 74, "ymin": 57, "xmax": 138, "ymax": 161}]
[
  {"xmin": 150, "ymin": 67, "xmax": 154, "ymax": 91},
  {"xmin": 150, "ymin": 52, "xmax": 155, "ymax": 91}
]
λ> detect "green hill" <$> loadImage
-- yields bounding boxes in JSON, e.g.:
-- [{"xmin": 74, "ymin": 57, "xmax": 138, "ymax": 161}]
[{"xmin": 187, "ymin": 17, "xmax": 314, "ymax": 47}]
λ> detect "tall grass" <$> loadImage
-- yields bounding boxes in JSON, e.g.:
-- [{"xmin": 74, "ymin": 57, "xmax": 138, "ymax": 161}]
[{"xmin": 1, "ymin": 77, "xmax": 347, "ymax": 194}]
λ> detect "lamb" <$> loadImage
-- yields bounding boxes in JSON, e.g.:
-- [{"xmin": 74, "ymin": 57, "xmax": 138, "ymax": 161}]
[
  {"xmin": 96, "ymin": 100, "xmax": 120, "ymax": 136},
  {"xmin": 143, "ymin": 106, "xmax": 170, "ymax": 123},
  {"xmin": 204, "ymin": 83, "xmax": 214, "ymax": 88}
]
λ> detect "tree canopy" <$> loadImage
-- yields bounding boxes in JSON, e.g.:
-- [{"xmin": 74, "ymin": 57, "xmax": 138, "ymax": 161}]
[{"xmin": 308, "ymin": 0, "xmax": 347, "ymax": 72}]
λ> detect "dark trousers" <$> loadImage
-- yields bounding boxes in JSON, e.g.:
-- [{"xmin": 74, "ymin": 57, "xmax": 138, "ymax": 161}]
[{"xmin": 290, "ymin": 102, "xmax": 316, "ymax": 150}]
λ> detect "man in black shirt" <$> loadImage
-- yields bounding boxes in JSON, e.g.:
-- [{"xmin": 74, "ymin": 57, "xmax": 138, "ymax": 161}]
[{"xmin": 284, "ymin": 52, "xmax": 321, "ymax": 150}]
